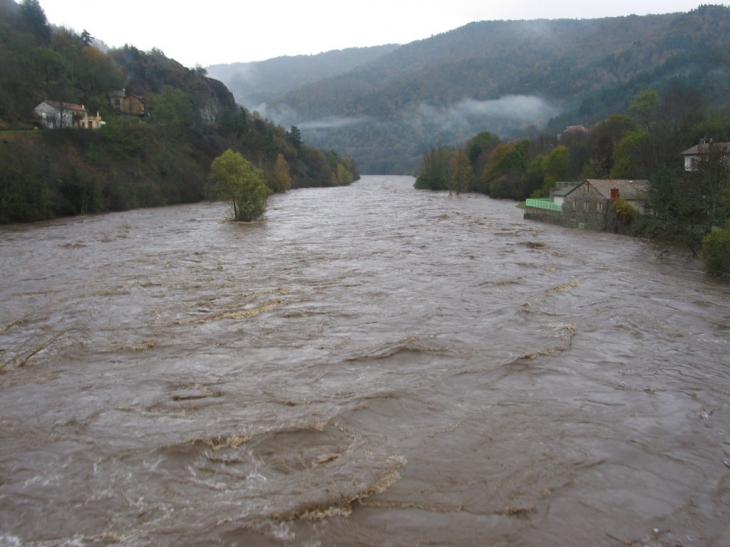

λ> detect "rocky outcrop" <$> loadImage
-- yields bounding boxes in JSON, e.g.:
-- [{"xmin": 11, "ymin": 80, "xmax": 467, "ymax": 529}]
[{"xmin": 195, "ymin": 77, "xmax": 237, "ymax": 123}]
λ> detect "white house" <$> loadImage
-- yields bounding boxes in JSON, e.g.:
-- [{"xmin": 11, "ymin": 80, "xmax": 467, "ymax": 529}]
[
  {"xmin": 32, "ymin": 100, "xmax": 103, "ymax": 129},
  {"xmin": 680, "ymin": 141, "xmax": 730, "ymax": 171}
]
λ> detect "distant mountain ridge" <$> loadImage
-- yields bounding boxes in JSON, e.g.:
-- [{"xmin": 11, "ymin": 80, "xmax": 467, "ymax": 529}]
[
  {"xmin": 206, "ymin": 45, "xmax": 400, "ymax": 108},
  {"xmin": 210, "ymin": 6, "xmax": 730, "ymax": 174},
  {"xmin": 274, "ymin": 9, "xmax": 730, "ymax": 118}
]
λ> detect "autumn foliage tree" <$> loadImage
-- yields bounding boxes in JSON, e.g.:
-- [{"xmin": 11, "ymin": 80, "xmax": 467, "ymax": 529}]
[
  {"xmin": 450, "ymin": 149, "xmax": 473, "ymax": 195},
  {"xmin": 269, "ymin": 153, "xmax": 292, "ymax": 193}
]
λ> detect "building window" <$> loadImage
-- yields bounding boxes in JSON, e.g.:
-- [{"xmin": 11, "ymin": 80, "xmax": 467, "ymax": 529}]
[
  {"xmin": 584, "ymin": 201, "xmax": 590, "ymax": 212},
  {"xmin": 597, "ymin": 202, "xmax": 604, "ymax": 212}
]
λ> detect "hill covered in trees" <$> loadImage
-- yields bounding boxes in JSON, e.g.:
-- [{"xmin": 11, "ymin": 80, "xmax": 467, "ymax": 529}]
[
  {"xmin": 0, "ymin": 0, "xmax": 359, "ymax": 224},
  {"xmin": 222, "ymin": 6, "xmax": 730, "ymax": 174},
  {"xmin": 206, "ymin": 45, "xmax": 400, "ymax": 109}
]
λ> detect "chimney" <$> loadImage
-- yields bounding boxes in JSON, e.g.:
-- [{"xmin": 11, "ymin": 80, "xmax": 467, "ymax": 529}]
[{"xmin": 610, "ymin": 188, "xmax": 619, "ymax": 199}]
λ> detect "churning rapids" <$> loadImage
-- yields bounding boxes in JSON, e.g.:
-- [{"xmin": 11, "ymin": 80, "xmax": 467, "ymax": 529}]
[{"xmin": 1, "ymin": 175, "xmax": 729, "ymax": 547}]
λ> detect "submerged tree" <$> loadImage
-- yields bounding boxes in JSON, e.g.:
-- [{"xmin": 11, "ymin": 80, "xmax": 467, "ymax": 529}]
[
  {"xmin": 415, "ymin": 145, "xmax": 454, "ymax": 190},
  {"xmin": 210, "ymin": 150, "xmax": 272, "ymax": 221},
  {"xmin": 702, "ymin": 229, "xmax": 730, "ymax": 276},
  {"xmin": 450, "ymin": 149, "xmax": 473, "ymax": 195}
]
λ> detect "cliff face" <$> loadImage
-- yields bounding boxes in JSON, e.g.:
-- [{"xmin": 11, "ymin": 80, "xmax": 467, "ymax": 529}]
[
  {"xmin": 196, "ymin": 77, "xmax": 237, "ymax": 122},
  {"xmin": 111, "ymin": 47, "xmax": 238, "ymax": 123}
]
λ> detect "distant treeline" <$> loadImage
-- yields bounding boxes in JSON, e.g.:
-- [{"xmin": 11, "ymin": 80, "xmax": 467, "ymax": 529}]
[{"xmin": 0, "ymin": 0, "xmax": 359, "ymax": 224}]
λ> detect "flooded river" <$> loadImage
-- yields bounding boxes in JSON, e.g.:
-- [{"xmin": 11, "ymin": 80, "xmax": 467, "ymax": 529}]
[{"xmin": 1, "ymin": 175, "xmax": 729, "ymax": 547}]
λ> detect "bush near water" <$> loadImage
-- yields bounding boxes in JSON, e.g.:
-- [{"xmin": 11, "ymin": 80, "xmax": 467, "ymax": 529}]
[{"xmin": 702, "ymin": 229, "xmax": 730, "ymax": 276}]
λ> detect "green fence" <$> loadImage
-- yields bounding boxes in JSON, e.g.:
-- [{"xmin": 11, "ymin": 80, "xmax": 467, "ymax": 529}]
[{"xmin": 525, "ymin": 198, "xmax": 562, "ymax": 212}]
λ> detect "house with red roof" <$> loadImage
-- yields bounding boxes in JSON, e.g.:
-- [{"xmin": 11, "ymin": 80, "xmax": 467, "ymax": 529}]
[{"xmin": 32, "ymin": 100, "xmax": 103, "ymax": 129}]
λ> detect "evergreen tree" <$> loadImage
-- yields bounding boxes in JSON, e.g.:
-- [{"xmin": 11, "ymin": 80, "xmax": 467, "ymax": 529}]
[
  {"xmin": 287, "ymin": 126, "xmax": 303, "ymax": 154},
  {"xmin": 80, "ymin": 29, "xmax": 93, "ymax": 47}
]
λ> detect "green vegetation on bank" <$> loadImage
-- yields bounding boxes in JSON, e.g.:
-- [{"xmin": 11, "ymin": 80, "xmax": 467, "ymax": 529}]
[
  {"xmin": 415, "ymin": 83, "xmax": 730, "ymax": 275},
  {"xmin": 0, "ymin": 0, "xmax": 359, "ymax": 224}
]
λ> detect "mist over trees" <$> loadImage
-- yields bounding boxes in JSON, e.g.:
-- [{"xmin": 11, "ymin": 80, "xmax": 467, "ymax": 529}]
[
  {"xmin": 209, "ymin": 6, "xmax": 730, "ymax": 174},
  {"xmin": 0, "ymin": 0, "xmax": 359, "ymax": 224}
]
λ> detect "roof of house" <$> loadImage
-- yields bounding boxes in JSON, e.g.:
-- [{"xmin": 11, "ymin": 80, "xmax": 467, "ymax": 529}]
[
  {"xmin": 37, "ymin": 100, "xmax": 86, "ymax": 112},
  {"xmin": 566, "ymin": 179, "xmax": 649, "ymax": 200},
  {"xmin": 681, "ymin": 142, "xmax": 730, "ymax": 155},
  {"xmin": 550, "ymin": 183, "xmax": 580, "ymax": 197},
  {"xmin": 564, "ymin": 125, "xmax": 591, "ymax": 133}
]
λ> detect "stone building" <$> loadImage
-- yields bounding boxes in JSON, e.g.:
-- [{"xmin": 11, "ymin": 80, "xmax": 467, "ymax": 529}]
[
  {"xmin": 109, "ymin": 89, "xmax": 146, "ymax": 116},
  {"xmin": 524, "ymin": 179, "xmax": 648, "ymax": 232},
  {"xmin": 109, "ymin": 89, "xmax": 125, "ymax": 111}
]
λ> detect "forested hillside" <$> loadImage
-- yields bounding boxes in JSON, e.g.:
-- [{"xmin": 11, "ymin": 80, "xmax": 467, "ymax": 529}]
[
  {"xmin": 0, "ymin": 0, "xmax": 358, "ymax": 224},
  {"xmin": 207, "ymin": 45, "xmax": 400, "ymax": 109},
  {"xmin": 257, "ymin": 6, "xmax": 730, "ymax": 173}
]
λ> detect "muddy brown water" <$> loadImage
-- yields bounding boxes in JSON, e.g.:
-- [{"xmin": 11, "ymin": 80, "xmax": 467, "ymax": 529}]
[{"xmin": 1, "ymin": 175, "xmax": 729, "ymax": 547}]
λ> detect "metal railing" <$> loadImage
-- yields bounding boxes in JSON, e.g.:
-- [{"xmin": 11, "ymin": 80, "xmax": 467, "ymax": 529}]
[{"xmin": 524, "ymin": 198, "xmax": 562, "ymax": 212}]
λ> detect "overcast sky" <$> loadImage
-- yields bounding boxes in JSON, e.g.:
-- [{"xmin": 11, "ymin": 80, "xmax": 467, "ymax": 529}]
[{"xmin": 38, "ymin": 0, "xmax": 716, "ymax": 68}]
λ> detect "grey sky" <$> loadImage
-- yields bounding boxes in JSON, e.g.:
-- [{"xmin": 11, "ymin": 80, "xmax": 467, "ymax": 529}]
[{"xmin": 38, "ymin": 0, "xmax": 716, "ymax": 68}]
